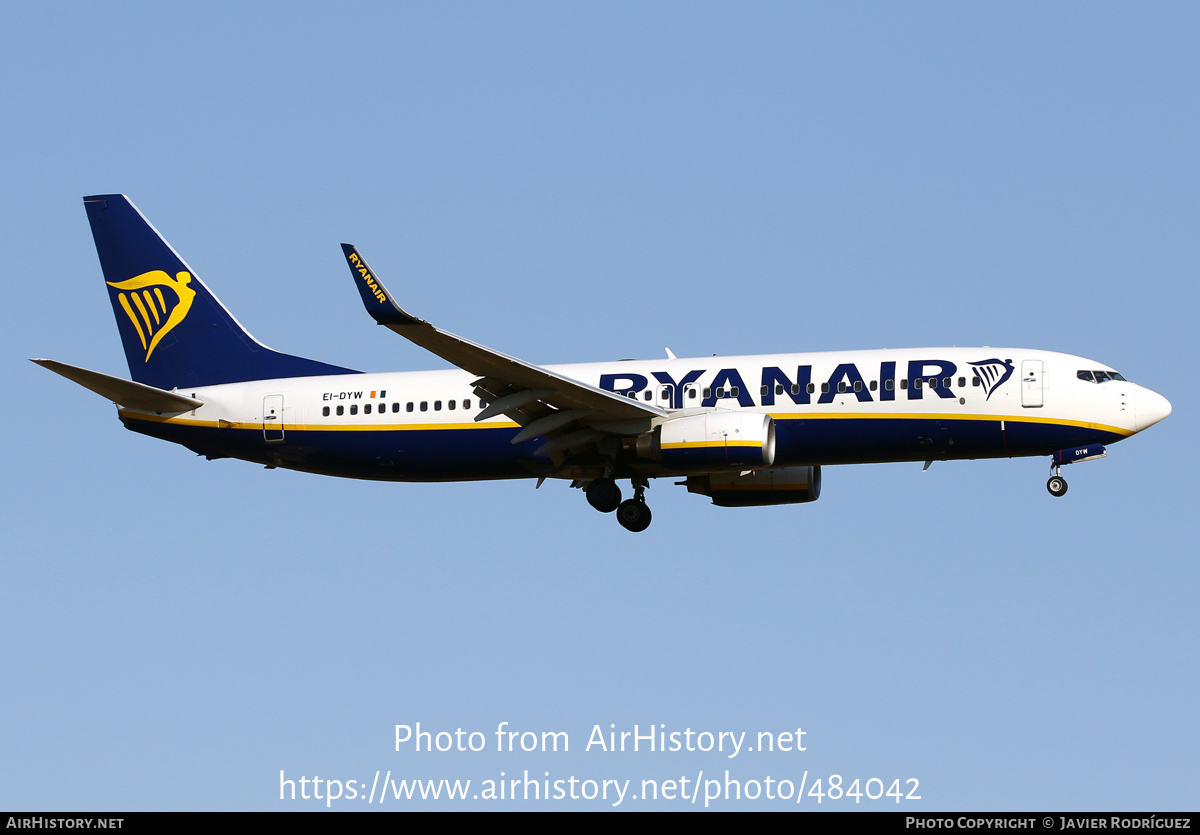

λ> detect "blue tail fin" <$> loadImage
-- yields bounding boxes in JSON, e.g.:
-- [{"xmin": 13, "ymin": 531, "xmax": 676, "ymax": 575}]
[{"xmin": 84, "ymin": 194, "xmax": 359, "ymax": 389}]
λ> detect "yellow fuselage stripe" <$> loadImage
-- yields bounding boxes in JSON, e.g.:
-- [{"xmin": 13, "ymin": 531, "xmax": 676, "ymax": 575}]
[
  {"xmin": 767, "ymin": 411, "xmax": 1133, "ymax": 437},
  {"xmin": 119, "ymin": 410, "xmax": 1132, "ymax": 438},
  {"xmin": 120, "ymin": 412, "xmax": 520, "ymax": 431}
]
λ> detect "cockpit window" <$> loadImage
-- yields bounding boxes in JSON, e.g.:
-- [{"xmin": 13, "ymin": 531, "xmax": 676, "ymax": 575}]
[{"xmin": 1078, "ymin": 369, "xmax": 1128, "ymax": 383}]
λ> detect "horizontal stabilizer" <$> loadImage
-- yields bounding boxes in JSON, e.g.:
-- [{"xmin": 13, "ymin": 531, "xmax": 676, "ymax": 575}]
[{"xmin": 31, "ymin": 359, "xmax": 203, "ymax": 412}]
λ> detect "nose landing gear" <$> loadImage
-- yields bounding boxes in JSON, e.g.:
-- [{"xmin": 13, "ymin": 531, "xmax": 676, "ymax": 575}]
[
  {"xmin": 1045, "ymin": 444, "xmax": 1107, "ymax": 497},
  {"xmin": 1047, "ymin": 474, "xmax": 1068, "ymax": 497},
  {"xmin": 1046, "ymin": 463, "xmax": 1068, "ymax": 497}
]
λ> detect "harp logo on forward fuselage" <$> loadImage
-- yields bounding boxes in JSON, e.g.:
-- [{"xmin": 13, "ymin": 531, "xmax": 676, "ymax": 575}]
[
  {"xmin": 107, "ymin": 270, "xmax": 196, "ymax": 362},
  {"xmin": 969, "ymin": 358, "xmax": 1015, "ymax": 400}
]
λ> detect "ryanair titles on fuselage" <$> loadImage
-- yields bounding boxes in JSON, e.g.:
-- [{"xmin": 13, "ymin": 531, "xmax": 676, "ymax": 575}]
[
  {"xmin": 289, "ymin": 352, "xmax": 1031, "ymax": 419},
  {"xmin": 594, "ymin": 356, "xmax": 1015, "ymax": 409}
]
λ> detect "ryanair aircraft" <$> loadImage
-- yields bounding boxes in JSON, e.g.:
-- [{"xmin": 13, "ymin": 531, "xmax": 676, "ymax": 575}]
[{"xmin": 36, "ymin": 195, "xmax": 1172, "ymax": 532}]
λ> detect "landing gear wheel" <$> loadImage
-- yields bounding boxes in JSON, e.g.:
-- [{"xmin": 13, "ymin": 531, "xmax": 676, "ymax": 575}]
[
  {"xmin": 1047, "ymin": 476, "xmax": 1068, "ymax": 497},
  {"xmin": 616, "ymin": 499, "xmax": 652, "ymax": 532},
  {"xmin": 585, "ymin": 478, "xmax": 622, "ymax": 513}
]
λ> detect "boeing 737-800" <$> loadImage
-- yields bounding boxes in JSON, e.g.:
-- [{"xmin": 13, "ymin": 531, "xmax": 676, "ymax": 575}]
[{"xmin": 35, "ymin": 195, "xmax": 1172, "ymax": 531}]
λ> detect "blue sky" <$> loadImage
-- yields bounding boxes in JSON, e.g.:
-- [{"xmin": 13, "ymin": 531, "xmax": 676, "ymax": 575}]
[{"xmin": 1, "ymin": 3, "xmax": 1195, "ymax": 810}]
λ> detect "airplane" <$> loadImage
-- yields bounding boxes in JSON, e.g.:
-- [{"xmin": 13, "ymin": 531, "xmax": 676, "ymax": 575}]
[{"xmin": 34, "ymin": 194, "xmax": 1172, "ymax": 532}]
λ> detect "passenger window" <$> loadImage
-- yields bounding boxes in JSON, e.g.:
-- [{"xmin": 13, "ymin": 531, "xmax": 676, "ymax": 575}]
[
  {"xmin": 972, "ymin": 377, "xmax": 981, "ymax": 387},
  {"xmin": 942, "ymin": 377, "xmax": 951, "ymax": 389},
  {"xmin": 448, "ymin": 399, "xmax": 456, "ymax": 410},
  {"xmin": 777, "ymin": 385, "xmax": 785, "ymax": 395},
  {"xmin": 406, "ymin": 402, "xmax": 414, "ymax": 412},
  {"xmin": 730, "ymin": 386, "xmax": 739, "ymax": 397},
  {"xmin": 790, "ymin": 384, "xmax": 800, "ymax": 395},
  {"xmin": 807, "ymin": 383, "xmax": 815, "ymax": 394},
  {"xmin": 838, "ymin": 382, "xmax": 847, "ymax": 393},
  {"xmin": 870, "ymin": 380, "xmax": 878, "ymax": 391},
  {"xmin": 885, "ymin": 379, "xmax": 894, "ymax": 391},
  {"xmin": 464, "ymin": 399, "xmax": 471, "ymax": 409},
  {"xmin": 900, "ymin": 379, "xmax": 908, "ymax": 390},
  {"xmin": 434, "ymin": 400, "xmax": 442, "ymax": 411},
  {"xmin": 420, "ymin": 401, "xmax": 428, "ymax": 412},
  {"xmin": 643, "ymin": 390, "xmax": 652, "ymax": 401},
  {"xmin": 821, "ymin": 383, "xmax": 830, "ymax": 394},
  {"xmin": 703, "ymin": 388, "xmax": 711, "ymax": 398},
  {"xmin": 688, "ymin": 388, "xmax": 697, "ymax": 399},
  {"xmin": 761, "ymin": 385, "xmax": 769, "ymax": 396},
  {"xmin": 364, "ymin": 404, "xmax": 372, "ymax": 414},
  {"xmin": 958, "ymin": 377, "xmax": 966, "ymax": 388},
  {"xmin": 322, "ymin": 406, "xmax": 330, "ymax": 416},
  {"xmin": 350, "ymin": 404, "xmax": 358, "ymax": 415},
  {"xmin": 853, "ymin": 381, "xmax": 862, "ymax": 392},
  {"xmin": 392, "ymin": 402, "xmax": 399, "ymax": 413},
  {"xmin": 914, "ymin": 379, "xmax": 922, "ymax": 389},
  {"xmin": 336, "ymin": 405, "xmax": 344, "ymax": 416}
]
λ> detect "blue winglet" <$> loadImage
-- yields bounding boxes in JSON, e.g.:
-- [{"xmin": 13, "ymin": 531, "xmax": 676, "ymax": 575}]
[{"xmin": 340, "ymin": 244, "xmax": 424, "ymax": 327}]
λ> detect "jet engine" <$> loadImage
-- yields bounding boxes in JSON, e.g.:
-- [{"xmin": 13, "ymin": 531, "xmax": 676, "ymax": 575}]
[
  {"xmin": 635, "ymin": 411, "xmax": 775, "ymax": 471},
  {"xmin": 685, "ymin": 466, "xmax": 822, "ymax": 507}
]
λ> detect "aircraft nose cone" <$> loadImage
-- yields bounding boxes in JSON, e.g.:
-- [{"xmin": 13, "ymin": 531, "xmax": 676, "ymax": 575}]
[{"xmin": 1135, "ymin": 388, "xmax": 1172, "ymax": 431}]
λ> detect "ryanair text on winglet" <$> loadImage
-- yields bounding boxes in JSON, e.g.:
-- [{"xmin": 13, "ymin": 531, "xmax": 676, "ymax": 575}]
[{"xmin": 348, "ymin": 251, "xmax": 387, "ymax": 304}]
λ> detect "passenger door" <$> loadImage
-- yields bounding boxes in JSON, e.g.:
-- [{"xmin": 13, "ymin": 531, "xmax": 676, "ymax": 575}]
[
  {"xmin": 263, "ymin": 394, "xmax": 285, "ymax": 442},
  {"xmin": 1021, "ymin": 360, "xmax": 1043, "ymax": 408}
]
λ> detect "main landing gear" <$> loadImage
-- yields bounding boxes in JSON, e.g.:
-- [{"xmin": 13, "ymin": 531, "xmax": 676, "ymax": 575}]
[
  {"xmin": 586, "ymin": 477, "xmax": 653, "ymax": 532},
  {"xmin": 585, "ymin": 477, "xmax": 622, "ymax": 513},
  {"xmin": 1046, "ymin": 464, "xmax": 1068, "ymax": 497}
]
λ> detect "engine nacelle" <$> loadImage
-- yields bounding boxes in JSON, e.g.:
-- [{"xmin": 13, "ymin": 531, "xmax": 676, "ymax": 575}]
[
  {"xmin": 638, "ymin": 411, "xmax": 776, "ymax": 472},
  {"xmin": 686, "ymin": 466, "xmax": 822, "ymax": 507}
]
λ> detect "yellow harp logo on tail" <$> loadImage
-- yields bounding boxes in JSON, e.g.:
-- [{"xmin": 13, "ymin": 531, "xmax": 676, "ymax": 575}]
[{"xmin": 107, "ymin": 271, "xmax": 196, "ymax": 362}]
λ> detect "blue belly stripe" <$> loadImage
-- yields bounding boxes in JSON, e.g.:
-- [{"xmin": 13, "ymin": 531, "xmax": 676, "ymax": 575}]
[{"xmin": 121, "ymin": 413, "xmax": 1125, "ymax": 481}]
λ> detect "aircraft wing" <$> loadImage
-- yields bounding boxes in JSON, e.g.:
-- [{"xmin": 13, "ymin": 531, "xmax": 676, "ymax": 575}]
[{"xmin": 340, "ymin": 245, "xmax": 664, "ymax": 444}]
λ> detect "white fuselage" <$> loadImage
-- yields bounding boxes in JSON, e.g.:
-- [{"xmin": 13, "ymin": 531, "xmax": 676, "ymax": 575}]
[{"xmin": 118, "ymin": 347, "xmax": 1170, "ymax": 482}]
